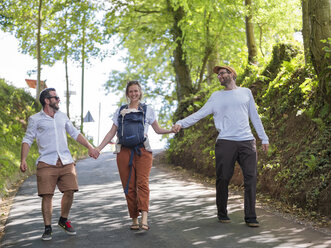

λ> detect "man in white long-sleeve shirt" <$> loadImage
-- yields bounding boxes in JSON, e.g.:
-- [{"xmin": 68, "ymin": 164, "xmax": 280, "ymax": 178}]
[
  {"xmin": 20, "ymin": 88, "xmax": 99, "ymax": 240},
  {"xmin": 174, "ymin": 65, "xmax": 269, "ymax": 227}
]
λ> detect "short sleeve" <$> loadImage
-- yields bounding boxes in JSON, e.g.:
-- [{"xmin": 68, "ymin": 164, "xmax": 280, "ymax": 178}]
[
  {"xmin": 112, "ymin": 108, "xmax": 120, "ymax": 127},
  {"xmin": 146, "ymin": 105, "xmax": 156, "ymax": 125}
]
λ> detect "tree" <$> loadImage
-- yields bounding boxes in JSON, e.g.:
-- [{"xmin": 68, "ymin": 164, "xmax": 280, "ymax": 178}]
[
  {"xmin": 2, "ymin": 0, "xmax": 57, "ymax": 100},
  {"xmin": 250, "ymin": 0, "xmax": 301, "ymax": 59},
  {"xmin": 70, "ymin": 0, "xmax": 104, "ymax": 132},
  {"xmin": 245, "ymin": 0, "xmax": 257, "ymax": 64},
  {"xmin": 301, "ymin": 0, "xmax": 310, "ymax": 64},
  {"xmin": 103, "ymin": 0, "xmax": 244, "ymax": 116},
  {"xmin": 0, "ymin": 0, "xmax": 13, "ymax": 27},
  {"xmin": 47, "ymin": 0, "xmax": 79, "ymax": 118},
  {"xmin": 302, "ymin": 0, "xmax": 331, "ymax": 106},
  {"xmin": 166, "ymin": 1, "xmax": 193, "ymax": 102},
  {"xmin": 36, "ymin": 0, "xmax": 42, "ymax": 99},
  {"xmin": 2, "ymin": 0, "xmax": 104, "ymax": 122},
  {"xmin": 103, "ymin": 0, "xmax": 193, "ymax": 105}
]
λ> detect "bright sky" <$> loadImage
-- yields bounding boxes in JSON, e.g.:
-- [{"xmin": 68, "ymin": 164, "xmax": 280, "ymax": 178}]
[{"xmin": 0, "ymin": 30, "xmax": 168, "ymax": 150}]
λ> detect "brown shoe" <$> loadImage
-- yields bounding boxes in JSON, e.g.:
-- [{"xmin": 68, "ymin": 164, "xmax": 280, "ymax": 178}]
[
  {"xmin": 245, "ymin": 218, "xmax": 259, "ymax": 227},
  {"xmin": 218, "ymin": 216, "xmax": 231, "ymax": 223}
]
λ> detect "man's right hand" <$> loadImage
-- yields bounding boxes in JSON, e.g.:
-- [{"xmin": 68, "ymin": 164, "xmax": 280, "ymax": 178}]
[
  {"xmin": 172, "ymin": 124, "xmax": 182, "ymax": 133},
  {"xmin": 20, "ymin": 160, "xmax": 27, "ymax": 172}
]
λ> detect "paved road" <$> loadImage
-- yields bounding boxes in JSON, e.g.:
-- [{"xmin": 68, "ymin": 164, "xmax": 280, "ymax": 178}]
[{"xmin": 1, "ymin": 152, "xmax": 330, "ymax": 248}]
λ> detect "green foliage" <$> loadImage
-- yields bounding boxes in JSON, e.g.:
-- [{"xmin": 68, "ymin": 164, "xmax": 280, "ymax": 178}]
[
  {"xmin": 321, "ymin": 38, "xmax": 331, "ymax": 61},
  {"xmin": 0, "ymin": 79, "xmax": 88, "ymax": 197},
  {"xmin": 3, "ymin": 0, "xmax": 57, "ymax": 65},
  {"xmin": 168, "ymin": 43, "xmax": 331, "ymax": 217},
  {"xmin": 102, "ymin": 0, "xmax": 302, "ymax": 123},
  {"xmin": 251, "ymin": 0, "xmax": 302, "ymax": 56},
  {"xmin": 45, "ymin": 0, "xmax": 106, "ymax": 64},
  {"xmin": 0, "ymin": 79, "xmax": 39, "ymax": 196},
  {"xmin": 2, "ymin": 0, "xmax": 105, "ymax": 65},
  {"xmin": 0, "ymin": 0, "xmax": 14, "ymax": 27}
]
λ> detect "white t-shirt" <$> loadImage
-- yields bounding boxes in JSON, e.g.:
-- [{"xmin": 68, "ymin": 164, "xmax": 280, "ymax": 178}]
[
  {"xmin": 112, "ymin": 104, "xmax": 156, "ymax": 135},
  {"xmin": 176, "ymin": 87, "xmax": 269, "ymax": 144}
]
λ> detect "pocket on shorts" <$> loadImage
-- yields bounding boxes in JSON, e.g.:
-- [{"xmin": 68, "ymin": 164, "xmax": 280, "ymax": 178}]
[{"xmin": 37, "ymin": 162, "xmax": 51, "ymax": 170}]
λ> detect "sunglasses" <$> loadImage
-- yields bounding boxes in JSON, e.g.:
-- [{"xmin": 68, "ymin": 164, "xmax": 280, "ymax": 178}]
[
  {"xmin": 218, "ymin": 71, "xmax": 230, "ymax": 76},
  {"xmin": 48, "ymin": 96, "xmax": 60, "ymax": 100}
]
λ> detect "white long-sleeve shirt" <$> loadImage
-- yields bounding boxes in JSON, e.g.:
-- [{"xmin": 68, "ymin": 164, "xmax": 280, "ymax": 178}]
[
  {"xmin": 176, "ymin": 87, "xmax": 269, "ymax": 144},
  {"xmin": 22, "ymin": 110, "xmax": 80, "ymax": 165}
]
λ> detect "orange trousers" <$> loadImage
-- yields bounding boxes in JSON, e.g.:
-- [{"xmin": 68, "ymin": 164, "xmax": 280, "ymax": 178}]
[{"xmin": 116, "ymin": 147, "xmax": 153, "ymax": 218}]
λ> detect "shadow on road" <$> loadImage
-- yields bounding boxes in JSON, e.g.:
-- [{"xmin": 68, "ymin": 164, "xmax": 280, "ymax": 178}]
[{"xmin": 1, "ymin": 152, "xmax": 330, "ymax": 248}]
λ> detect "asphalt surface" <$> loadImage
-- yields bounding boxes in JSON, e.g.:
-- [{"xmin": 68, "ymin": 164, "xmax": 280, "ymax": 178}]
[{"xmin": 1, "ymin": 152, "xmax": 330, "ymax": 248}]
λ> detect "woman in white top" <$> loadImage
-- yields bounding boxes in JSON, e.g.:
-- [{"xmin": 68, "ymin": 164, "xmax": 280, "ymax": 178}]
[{"xmin": 96, "ymin": 81, "xmax": 175, "ymax": 231}]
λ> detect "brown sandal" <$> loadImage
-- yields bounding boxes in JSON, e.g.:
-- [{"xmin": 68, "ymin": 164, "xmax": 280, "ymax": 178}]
[
  {"xmin": 130, "ymin": 224, "xmax": 140, "ymax": 230},
  {"xmin": 140, "ymin": 223, "xmax": 150, "ymax": 231}
]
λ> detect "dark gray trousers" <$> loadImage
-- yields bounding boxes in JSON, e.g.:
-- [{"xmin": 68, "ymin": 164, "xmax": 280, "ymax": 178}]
[{"xmin": 215, "ymin": 139, "xmax": 257, "ymax": 220}]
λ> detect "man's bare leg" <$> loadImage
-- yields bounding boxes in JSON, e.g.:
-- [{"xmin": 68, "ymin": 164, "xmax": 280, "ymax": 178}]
[
  {"xmin": 61, "ymin": 190, "xmax": 74, "ymax": 218},
  {"xmin": 58, "ymin": 190, "xmax": 76, "ymax": 235},
  {"xmin": 41, "ymin": 194, "xmax": 53, "ymax": 225}
]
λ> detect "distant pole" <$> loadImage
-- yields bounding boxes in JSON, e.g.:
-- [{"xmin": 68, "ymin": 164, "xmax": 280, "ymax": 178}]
[
  {"xmin": 80, "ymin": 15, "xmax": 86, "ymax": 133},
  {"xmin": 98, "ymin": 102, "xmax": 101, "ymax": 145}
]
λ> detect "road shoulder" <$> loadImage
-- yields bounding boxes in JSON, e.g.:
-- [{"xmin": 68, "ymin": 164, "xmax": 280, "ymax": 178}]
[
  {"xmin": 152, "ymin": 151, "xmax": 331, "ymax": 236},
  {"xmin": 0, "ymin": 179, "xmax": 25, "ymax": 240}
]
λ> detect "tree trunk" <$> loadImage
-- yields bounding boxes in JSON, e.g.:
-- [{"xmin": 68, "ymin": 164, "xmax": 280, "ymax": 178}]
[
  {"xmin": 207, "ymin": 52, "xmax": 219, "ymax": 84},
  {"xmin": 197, "ymin": 11, "xmax": 213, "ymax": 89},
  {"xmin": 167, "ymin": 1, "xmax": 193, "ymax": 103},
  {"xmin": 245, "ymin": 0, "xmax": 257, "ymax": 64},
  {"xmin": 36, "ymin": 0, "xmax": 42, "ymax": 100},
  {"xmin": 308, "ymin": 0, "xmax": 331, "ymax": 105},
  {"xmin": 301, "ymin": 0, "xmax": 310, "ymax": 64},
  {"xmin": 64, "ymin": 4, "xmax": 70, "ymax": 118}
]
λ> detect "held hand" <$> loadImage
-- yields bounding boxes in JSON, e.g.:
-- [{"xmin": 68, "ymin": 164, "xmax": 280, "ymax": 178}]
[
  {"xmin": 93, "ymin": 148, "xmax": 100, "ymax": 159},
  {"xmin": 172, "ymin": 124, "xmax": 182, "ymax": 133},
  {"xmin": 88, "ymin": 147, "xmax": 100, "ymax": 159},
  {"xmin": 20, "ymin": 160, "xmax": 27, "ymax": 172},
  {"xmin": 170, "ymin": 125, "xmax": 177, "ymax": 133},
  {"xmin": 262, "ymin": 144, "xmax": 269, "ymax": 154},
  {"xmin": 94, "ymin": 148, "xmax": 100, "ymax": 159}
]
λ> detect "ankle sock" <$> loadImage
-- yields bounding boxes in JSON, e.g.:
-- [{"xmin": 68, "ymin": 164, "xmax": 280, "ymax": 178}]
[
  {"xmin": 59, "ymin": 216, "xmax": 67, "ymax": 223},
  {"xmin": 45, "ymin": 225, "xmax": 52, "ymax": 231}
]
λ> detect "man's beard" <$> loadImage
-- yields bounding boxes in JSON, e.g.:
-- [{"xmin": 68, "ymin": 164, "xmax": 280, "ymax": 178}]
[
  {"xmin": 49, "ymin": 102, "xmax": 59, "ymax": 111},
  {"xmin": 220, "ymin": 77, "xmax": 231, "ymax": 86}
]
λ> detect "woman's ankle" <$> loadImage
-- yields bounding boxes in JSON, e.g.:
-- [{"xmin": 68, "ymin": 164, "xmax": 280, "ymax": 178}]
[
  {"xmin": 132, "ymin": 217, "xmax": 139, "ymax": 225},
  {"xmin": 141, "ymin": 211, "xmax": 148, "ymax": 224}
]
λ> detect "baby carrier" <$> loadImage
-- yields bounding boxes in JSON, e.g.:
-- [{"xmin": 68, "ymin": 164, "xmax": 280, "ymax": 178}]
[{"xmin": 117, "ymin": 103, "xmax": 147, "ymax": 195}]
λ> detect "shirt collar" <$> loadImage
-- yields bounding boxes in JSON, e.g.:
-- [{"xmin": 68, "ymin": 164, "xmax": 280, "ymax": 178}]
[{"xmin": 40, "ymin": 108, "xmax": 58, "ymax": 118}]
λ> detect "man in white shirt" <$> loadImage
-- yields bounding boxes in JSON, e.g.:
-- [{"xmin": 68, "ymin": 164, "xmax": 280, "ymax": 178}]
[
  {"xmin": 174, "ymin": 66, "xmax": 269, "ymax": 227},
  {"xmin": 20, "ymin": 88, "xmax": 99, "ymax": 240}
]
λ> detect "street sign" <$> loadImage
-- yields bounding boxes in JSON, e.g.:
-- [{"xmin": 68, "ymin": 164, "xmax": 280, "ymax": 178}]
[
  {"xmin": 83, "ymin": 111, "xmax": 94, "ymax": 122},
  {"xmin": 64, "ymin": 90, "xmax": 76, "ymax": 95},
  {"xmin": 25, "ymin": 79, "xmax": 47, "ymax": 89}
]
